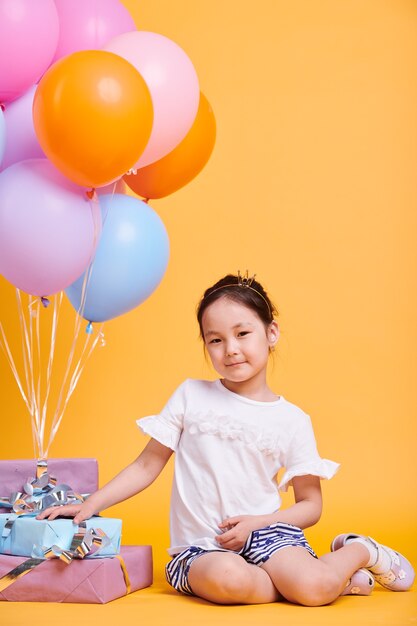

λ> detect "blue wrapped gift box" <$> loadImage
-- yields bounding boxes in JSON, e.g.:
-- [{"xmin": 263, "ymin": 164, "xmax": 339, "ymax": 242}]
[{"xmin": 0, "ymin": 515, "xmax": 121, "ymax": 558}]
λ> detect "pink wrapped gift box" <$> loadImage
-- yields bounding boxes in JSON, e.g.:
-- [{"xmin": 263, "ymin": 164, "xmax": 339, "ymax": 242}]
[
  {"xmin": 0, "ymin": 459, "xmax": 98, "ymax": 513},
  {"xmin": 0, "ymin": 545, "xmax": 153, "ymax": 603}
]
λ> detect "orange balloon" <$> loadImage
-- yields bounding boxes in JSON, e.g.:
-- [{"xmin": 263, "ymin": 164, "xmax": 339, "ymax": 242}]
[
  {"xmin": 33, "ymin": 50, "xmax": 153, "ymax": 188},
  {"xmin": 124, "ymin": 92, "xmax": 216, "ymax": 199}
]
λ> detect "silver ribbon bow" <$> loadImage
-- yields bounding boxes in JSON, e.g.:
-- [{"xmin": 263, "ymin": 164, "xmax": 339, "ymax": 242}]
[{"xmin": 0, "ymin": 459, "xmax": 85, "ymax": 515}]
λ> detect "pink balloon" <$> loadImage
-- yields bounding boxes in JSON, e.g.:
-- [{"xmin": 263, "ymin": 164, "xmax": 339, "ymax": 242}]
[
  {"xmin": 53, "ymin": 0, "xmax": 136, "ymax": 62},
  {"xmin": 1, "ymin": 86, "xmax": 45, "ymax": 170},
  {"xmin": 105, "ymin": 31, "xmax": 200, "ymax": 168},
  {"xmin": 0, "ymin": 0, "xmax": 59, "ymax": 103},
  {"xmin": 0, "ymin": 160, "xmax": 101, "ymax": 296}
]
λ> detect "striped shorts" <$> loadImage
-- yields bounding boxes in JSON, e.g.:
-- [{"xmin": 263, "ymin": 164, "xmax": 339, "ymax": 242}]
[{"xmin": 165, "ymin": 522, "xmax": 317, "ymax": 595}]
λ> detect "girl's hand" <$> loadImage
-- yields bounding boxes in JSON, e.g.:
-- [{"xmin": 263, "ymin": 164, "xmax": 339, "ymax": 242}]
[
  {"xmin": 216, "ymin": 515, "xmax": 266, "ymax": 551},
  {"xmin": 36, "ymin": 501, "xmax": 96, "ymax": 524}
]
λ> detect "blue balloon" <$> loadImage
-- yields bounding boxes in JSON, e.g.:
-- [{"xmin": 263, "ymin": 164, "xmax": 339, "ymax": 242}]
[
  {"xmin": 66, "ymin": 194, "xmax": 169, "ymax": 322},
  {"xmin": 0, "ymin": 108, "xmax": 6, "ymax": 167}
]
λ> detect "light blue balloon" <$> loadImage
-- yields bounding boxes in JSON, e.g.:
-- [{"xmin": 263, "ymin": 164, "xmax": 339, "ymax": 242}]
[
  {"xmin": 65, "ymin": 194, "xmax": 169, "ymax": 322},
  {"xmin": 0, "ymin": 108, "xmax": 6, "ymax": 167}
]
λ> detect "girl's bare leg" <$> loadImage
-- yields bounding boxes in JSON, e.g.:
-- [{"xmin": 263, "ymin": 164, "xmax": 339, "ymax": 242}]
[
  {"xmin": 261, "ymin": 542, "xmax": 369, "ymax": 606},
  {"xmin": 187, "ymin": 551, "xmax": 283, "ymax": 605}
]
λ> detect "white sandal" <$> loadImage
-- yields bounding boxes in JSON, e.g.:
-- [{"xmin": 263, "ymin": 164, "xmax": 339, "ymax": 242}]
[{"xmin": 331, "ymin": 533, "xmax": 415, "ymax": 592}]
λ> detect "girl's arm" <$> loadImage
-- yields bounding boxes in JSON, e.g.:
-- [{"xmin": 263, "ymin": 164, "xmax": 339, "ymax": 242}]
[
  {"xmin": 266, "ymin": 474, "xmax": 323, "ymax": 528},
  {"xmin": 216, "ymin": 474, "xmax": 322, "ymax": 550},
  {"xmin": 37, "ymin": 438, "xmax": 173, "ymax": 523}
]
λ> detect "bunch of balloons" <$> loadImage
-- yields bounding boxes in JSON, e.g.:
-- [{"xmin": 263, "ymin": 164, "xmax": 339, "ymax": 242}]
[{"xmin": 0, "ymin": 0, "xmax": 216, "ymax": 323}]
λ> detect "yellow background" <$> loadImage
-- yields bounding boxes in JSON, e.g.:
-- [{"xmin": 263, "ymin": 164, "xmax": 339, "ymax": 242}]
[{"xmin": 1, "ymin": 0, "xmax": 416, "ymax": 583}]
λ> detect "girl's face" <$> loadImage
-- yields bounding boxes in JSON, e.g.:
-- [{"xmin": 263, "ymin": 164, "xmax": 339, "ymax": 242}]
[{"xmin": 201, "ymin": 297, "xmax": 279, "ymax": 389}]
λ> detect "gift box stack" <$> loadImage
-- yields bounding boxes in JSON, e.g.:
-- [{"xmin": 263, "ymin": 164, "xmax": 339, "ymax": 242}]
[{"xmin": 0, "ymin": 459, "xmax": 153, "ymax": 603}]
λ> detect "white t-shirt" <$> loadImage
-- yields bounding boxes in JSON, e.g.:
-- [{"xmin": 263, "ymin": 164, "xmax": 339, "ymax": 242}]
[{"xmin": 137, "ymin": 378, "xmax": 339, "ymax": 555}]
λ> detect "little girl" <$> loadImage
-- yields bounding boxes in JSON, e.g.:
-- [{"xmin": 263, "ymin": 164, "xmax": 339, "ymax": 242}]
[{"xmin": 38, "ymin": 272, "xmax": 415, "ymax": 605}]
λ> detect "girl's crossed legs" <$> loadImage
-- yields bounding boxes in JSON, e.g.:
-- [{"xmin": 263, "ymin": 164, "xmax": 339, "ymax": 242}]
[
  {"xmin": 167, "ymin": 524, "xmax": 414, "ymax": 606},
  {"xmin": 188, "ymin": 542, "xmax": 368, "ymax": 606}
]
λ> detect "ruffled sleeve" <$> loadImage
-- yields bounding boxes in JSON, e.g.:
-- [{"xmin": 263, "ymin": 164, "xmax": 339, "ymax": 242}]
[
  {"xmin": 136, "ymin": 380, "xmax": 187, "ymax": 451},
  {"xmin": 278, "ymin": 413, "xmax": 340, "ymax": 491}
]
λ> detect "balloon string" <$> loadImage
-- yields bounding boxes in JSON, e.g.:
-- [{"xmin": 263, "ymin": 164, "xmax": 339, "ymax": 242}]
[
  {"xmin": 46, "ymin": 196, "xmax": 101, "ymax": 453},
  {"xmin": 0, "ymin": 299, "xmax": 42, "ymax": 457},
  {"xmin": 17, "ymin": 290, "xmax": 34, "ymax": 403},
  {"xmin": 90, "ymin": 191, "xmax": 101, "ymax": 260},
  {"xmin": 45, "ymin": 329, "xmax": 91, "ymax": 456},
  {"xmin": 46, "ymin": 289, "xmax": 84, "ymax": 453},
  {"xmin": 44, "ymin": 324, "xmax": 104, "ymax": 458},
  {"xmin": 16, "ymin": 290, "xmax": 42, "ymax": 456},
  {"xmin": 34, "ymin": 297, "xmax": 43, "ymax": 451},
  {"xmin": 27, "ymin": 295, "xmax": 40, "ymax": 456},
  {"xmin": 28, "ymin": 295, "xmax": 42, "ymax": 457},
  {"xmin": 15, "ymin": 290, "xmax": 34, "ymax": 415},
  {"xmin": 68, "ymin": 324, "xmax": 104, "ymax": 400},
  {"xmin": 107, "ymin": 180, "xmax": 118, "ymax": 200},
  {"xmin": 0, "ymin": 320, "xmax": 41, "ymax": 458},
  {"xmin": 40, "ymin": 292, "xmax": 62, "ymax": 457}
]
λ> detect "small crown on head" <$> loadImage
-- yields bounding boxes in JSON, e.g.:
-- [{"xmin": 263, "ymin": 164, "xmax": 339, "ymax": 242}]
[
  {"xmin": 201, "ymin": 270, "xmax": 273, "ymax": 319},
  {"xmin": 238, "ymin": 270, "xmax": 256, "ymax": 288}
]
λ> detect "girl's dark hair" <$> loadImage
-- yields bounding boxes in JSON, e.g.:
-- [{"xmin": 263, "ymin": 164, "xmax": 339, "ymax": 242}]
[{"xmin": 196, "ymin": 274, "xmax": 278, "ymax": 338}]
